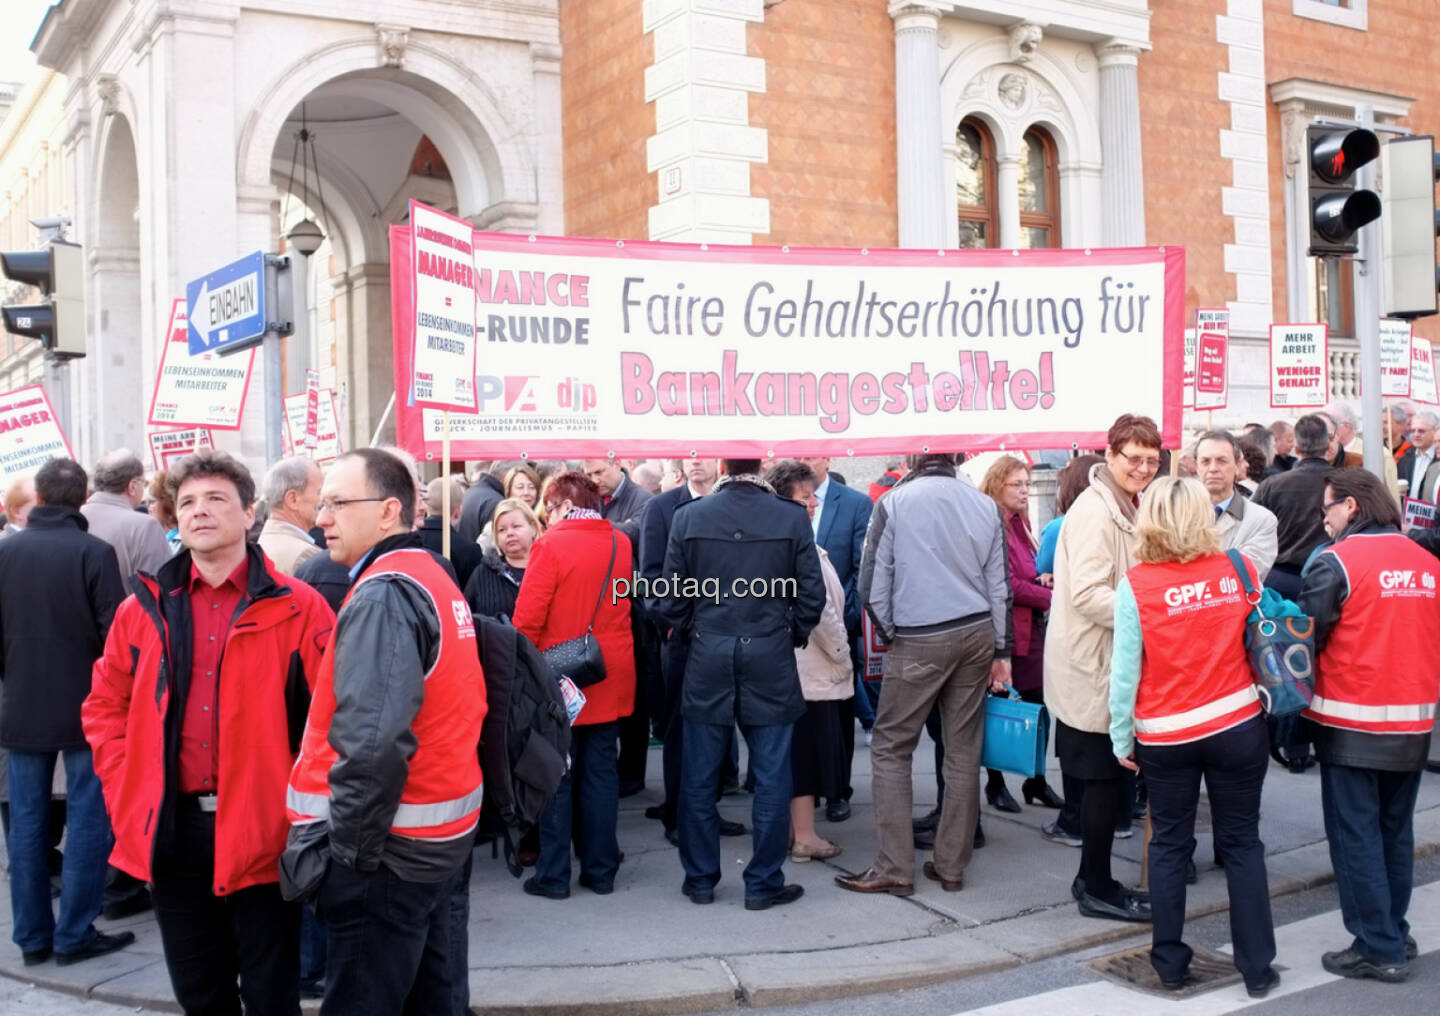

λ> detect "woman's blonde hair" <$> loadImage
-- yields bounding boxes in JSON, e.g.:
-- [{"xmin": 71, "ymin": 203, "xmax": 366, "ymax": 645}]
[
  {"xmin": 978, "ymin": 455, "xmax": 1029, "ymax": 504},
  {"xmin": 491, "ymin": 497, "xmax": 541, "ymax": 537},
  {"xmin": 1134, "ymin": 476, "xmax": 1220, "ymax": 564}
]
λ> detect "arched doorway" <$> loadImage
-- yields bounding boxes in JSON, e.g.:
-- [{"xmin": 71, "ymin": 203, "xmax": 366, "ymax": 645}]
[
  {"xmin": 268, "ymin": 88, "xmax": 461, "ymax": 449},
  {"xmin": 90, "ymin": 113, "xmax": 143, "ymax": 461},
  {"xmin": 236, "ymin": 44, "xmax": 542, "ymax": 448}
]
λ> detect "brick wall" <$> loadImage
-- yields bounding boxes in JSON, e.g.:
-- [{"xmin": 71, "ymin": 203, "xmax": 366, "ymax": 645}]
[
  {"xmin": 1140, "ymin": 0, "xmax": 1233, "ymax": 320},
  {"xmin": 1263, "ymin": 0, "xmax": 1440, "ymax": 341},
  {"xmin": 747, "ymin": 0, "xmax": 897, "ymax": 249},
  {"xmin": 560, "ymin": 0, "xmax": 653, "ymax": 240}
]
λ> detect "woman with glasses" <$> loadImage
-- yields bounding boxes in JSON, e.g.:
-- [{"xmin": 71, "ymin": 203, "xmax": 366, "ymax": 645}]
[
  {"xmin": 1299, "ymin": 468, "xmax": 1440, "ymax": 983},
  {"xmin": 1109, "ymin": 477, "xmax": 1277, "ymax": 996},
  {"xmin": 978, "ymin": 456, "xmax": 1062, "ymax": 813},
  {"xmin": 512, "ymin": 472, "xmax": 635, "ymax": 899},
  {"xmin": 1045, "ymin": 414, "xmax": 1160, "ymax": 924}
]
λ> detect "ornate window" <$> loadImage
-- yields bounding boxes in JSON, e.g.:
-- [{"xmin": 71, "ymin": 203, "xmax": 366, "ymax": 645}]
[
  {"xmin": 955, "ymin": 118, "xmax": 997, "ymax": 249},
  {"xmin": 1018, "ymin": 127, "xmax": 1060, "ymax": 248}
]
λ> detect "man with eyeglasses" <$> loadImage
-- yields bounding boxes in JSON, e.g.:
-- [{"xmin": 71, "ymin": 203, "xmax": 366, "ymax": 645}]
[{"xmin": 283, "ymin": 448, "xmax": 486, "ymax": 1015}]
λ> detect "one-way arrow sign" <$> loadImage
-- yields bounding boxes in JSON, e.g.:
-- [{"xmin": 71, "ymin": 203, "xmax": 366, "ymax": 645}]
[{"xmin": 186, "ymin": 251, "xmax": 266, "ymax": 356}]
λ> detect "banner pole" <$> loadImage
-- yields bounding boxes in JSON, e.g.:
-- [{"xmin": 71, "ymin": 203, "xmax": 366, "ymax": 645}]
[
  {"xmin": 441, "ymin": 409, "xmax": 452, "ymax": 560},
  {"xmin": 368, "ymin": 393, "xmax": 397, "ymax": 448}
]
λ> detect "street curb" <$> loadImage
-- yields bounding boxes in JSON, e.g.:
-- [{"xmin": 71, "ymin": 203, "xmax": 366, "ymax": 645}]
[{"xmin": 6, "ymin": 817, "xmax": 1438, "ymax": 1015}]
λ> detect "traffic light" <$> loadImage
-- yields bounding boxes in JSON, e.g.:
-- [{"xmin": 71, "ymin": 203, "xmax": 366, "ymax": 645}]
[
  {"xmin": 0, "ymin": 240, "xmax": 85, "ymax": 358},
  {"xmin": 1381, "ymin": 134, "xmax": 1440, "ymax": 320},
  {"xmin": 1307, "ymin": 124, "xmax": 1381, "ymax": 257}
]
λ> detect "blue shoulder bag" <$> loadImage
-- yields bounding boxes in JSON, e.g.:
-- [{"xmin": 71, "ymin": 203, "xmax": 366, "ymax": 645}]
[{"xmin": 1225, "ymin": 549, "xmax": 1315, "ymax": 716}]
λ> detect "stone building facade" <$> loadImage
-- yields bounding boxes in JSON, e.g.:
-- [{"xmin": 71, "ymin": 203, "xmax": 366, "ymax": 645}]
[{"xmin": 0, "ymin": 0, "xmax": 1436, "ymax": 464}]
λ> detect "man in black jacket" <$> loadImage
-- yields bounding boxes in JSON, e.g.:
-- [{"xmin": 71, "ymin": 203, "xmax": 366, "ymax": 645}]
[
  {"xmin": 419, "ymin": 477, "xmax": 481, "ymax": 589},
  {"xmin": 0, "ymin": 457, "xmax": 130, "ymax": 966},
  {"xmin": 659, "ymin": 459, "xmax": 825, "ymax": 909},
  {"xmin": 456, "ymin": 461, "xmax": 511, "ymax": 546},
  {"xmin": 1253, "ymin": 413, "xmax": 1337, "ymax": 599},
  {"xmin": 637, "ymin": 459, "xmax": 744, "ymax": 840}
]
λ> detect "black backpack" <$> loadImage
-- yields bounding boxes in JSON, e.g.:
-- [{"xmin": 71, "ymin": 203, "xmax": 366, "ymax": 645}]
[{"xmin": 475, "ymin": 616, "xmax": 571, "ymax": 875}]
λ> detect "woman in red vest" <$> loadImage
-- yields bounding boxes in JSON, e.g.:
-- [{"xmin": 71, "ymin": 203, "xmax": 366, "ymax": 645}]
[
  {"xmin": 1299, "ymin": 468, "xmax": 1440, "ymax": 983},
  {"xmin": 513, "ymin": 472, "xmax": 636, "ymax": 899},
  {"xmin": 1110, "ymin": 476, "xmax": 1278, "ymax": 997}
]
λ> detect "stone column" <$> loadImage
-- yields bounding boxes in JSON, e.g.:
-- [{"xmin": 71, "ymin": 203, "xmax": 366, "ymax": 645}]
[
  {"xmin": 997, "ymin": 153, "xmax": 1023, "ymax": 249},
  {"xmin": 891, "ymin": 2, "xmax": 947, "ymax": 248},
  {"xmin": 344, "ymin": 263, "xmax": 392, "ymax": 448},
  {"xmin": 1097, "ymin": 41, "xmax": 1146, "ymax": 247},
  {"xmin": 530, "ymin": 42, "xmax": 565, "ymax": 236}
]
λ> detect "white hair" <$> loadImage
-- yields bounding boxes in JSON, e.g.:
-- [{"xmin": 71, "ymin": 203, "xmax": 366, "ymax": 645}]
[{"xmin": 263, "ymin": 456, "xmax": 318, "ymax": 508}]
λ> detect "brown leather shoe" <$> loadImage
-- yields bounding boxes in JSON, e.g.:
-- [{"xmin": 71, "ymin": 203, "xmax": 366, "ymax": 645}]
[
  {"xmin": 834, "ymin": 866, "xmax": 914, "ymax": 896},
  {"xmin": 922, "ymin": 861, "xmax": 963, "ymax": 892}
]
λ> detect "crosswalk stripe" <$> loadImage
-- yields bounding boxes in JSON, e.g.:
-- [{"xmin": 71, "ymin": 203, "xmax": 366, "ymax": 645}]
[{"xmin": 952, "ymin": 880, "xmax": 1440, "ymax": 1015}]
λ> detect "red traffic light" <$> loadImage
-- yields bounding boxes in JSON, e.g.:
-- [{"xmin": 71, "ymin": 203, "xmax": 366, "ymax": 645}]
[{"xmin": 1310, "ymin": 128, "xmax": 1379, "ymax": 184}]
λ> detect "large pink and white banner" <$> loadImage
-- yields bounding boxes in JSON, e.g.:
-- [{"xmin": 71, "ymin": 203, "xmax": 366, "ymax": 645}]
[{"xmin": 390, "ymin": 208, "xmax": 1186, "ymax": 459}]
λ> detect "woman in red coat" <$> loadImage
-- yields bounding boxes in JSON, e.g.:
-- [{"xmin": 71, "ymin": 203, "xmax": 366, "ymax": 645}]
[{"xmin": 513, "ymin": 471, "xmax": 635, "ymax": 898}]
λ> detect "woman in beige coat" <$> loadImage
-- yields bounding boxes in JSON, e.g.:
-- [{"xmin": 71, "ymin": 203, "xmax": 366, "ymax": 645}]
[
  {"xmin": 767, "ymin": 461, "xmax": 851, "ymax": 863},
  {"xmin": 1044, "ymin": 414, "xmax": 1162, "ymax": 924}
]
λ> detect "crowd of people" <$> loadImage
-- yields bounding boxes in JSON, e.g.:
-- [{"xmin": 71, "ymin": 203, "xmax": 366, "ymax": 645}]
[{"xmin": 0, "ymin": 398, "xmax": 1435, "ymax": 1012}]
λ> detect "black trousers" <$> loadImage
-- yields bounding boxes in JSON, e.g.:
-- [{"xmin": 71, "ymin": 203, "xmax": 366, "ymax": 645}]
[
  {"xmin": 150, "ymin": 801, "xmax": 300, "ymax": 1016},
  {"xmin": 319, "ymin": 861, "xmax": 464, "ymax": 1016},
  {"xmin": 1138, "ymin": 716, "xmax": 1274, "ymax": 985},
  {"xmin": 617, "ymin": 622, "xmax": 659, "ymax": 787}
]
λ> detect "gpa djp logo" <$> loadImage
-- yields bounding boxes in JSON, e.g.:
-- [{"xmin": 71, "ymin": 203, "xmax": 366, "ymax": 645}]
[
  {"xmin": 452, "ymin": 599, "xmax": 476, "ymax": 639},
  {"xmin": 1378, "ymin": 570, "xmax": 1436, "ymax": 592},
  {"xmin": 475, "ymin": 374, "xmax": 597, "ymax": 415},
  {"xmin": 1162, "ymin": 575, "xmax": 1239, "ymax": 608}
]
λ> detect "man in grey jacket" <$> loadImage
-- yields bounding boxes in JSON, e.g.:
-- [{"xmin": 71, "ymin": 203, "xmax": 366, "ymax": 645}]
[
  {"xmin": 82, "ymin": 449, "xmax": 171, "ymax": 581},
  {"xmin": 837, "ymin": 454, "xmax": 1011, "ymax": 897},
  {"xmin": 1197, "ymin": 430, "xmax": 1279, "ymax": 581}
]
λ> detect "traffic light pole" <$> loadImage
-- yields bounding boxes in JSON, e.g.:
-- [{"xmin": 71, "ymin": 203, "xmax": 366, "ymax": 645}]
[{"xmin": 1355, "ymin": 105, "xmax": 1384, "ymax": 478}]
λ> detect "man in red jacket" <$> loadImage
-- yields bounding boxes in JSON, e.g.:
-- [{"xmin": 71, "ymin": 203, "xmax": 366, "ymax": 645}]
[{"xmin": 84, "ymin": 450, "xmax": 333, "ymax": 1015}]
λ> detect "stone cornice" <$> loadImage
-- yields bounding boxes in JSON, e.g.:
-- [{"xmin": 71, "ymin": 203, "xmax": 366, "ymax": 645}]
[{"xmin": 1269, "ymin": 78, "xmax": 1414, "ymax": 122}]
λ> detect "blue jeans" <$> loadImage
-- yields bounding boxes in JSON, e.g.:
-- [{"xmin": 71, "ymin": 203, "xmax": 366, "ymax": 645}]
[
  {"xmin": 7, "ymin": 748, "xmax": 112, "ymax": 954},
  {"xmin": 680, "ymin": 718, "xmax": 792, "ymax": 900},
  {"xmin": 1320, "ymin": 761, "xmax": 1423, "ymax": 964},
  {"xmin": 1137, "ymin": 716, "xmax": 1275, "ymax": 985},
  {"xmin": 534, "ymin": 721, "xmax": 620, "ymax": 891}
]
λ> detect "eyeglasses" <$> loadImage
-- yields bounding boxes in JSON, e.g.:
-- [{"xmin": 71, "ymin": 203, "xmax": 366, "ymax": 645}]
[
  {"xmin": 1321, "ymin": 496, "xmax": 1350, "ymax": 517},
  {"xmin": 316, "ymin": 497, "xmax": 388, "ymax": 516},
  {"xmin": 1003, "ymin": 480, "xmax": 1032, "ymax": 490},
  {"xmin": 1118, "ymin": 451, "xmax": 1162, "ymax": 472}
]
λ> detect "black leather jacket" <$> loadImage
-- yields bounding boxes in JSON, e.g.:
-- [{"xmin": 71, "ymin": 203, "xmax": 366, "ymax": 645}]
[
  {"xmin": 1300, "ymin": 520, "xmax": 1433, "ymax": 771},
  {"xmin": 327, "ymin": 533, "xmax": 472, "ymax": 881}
]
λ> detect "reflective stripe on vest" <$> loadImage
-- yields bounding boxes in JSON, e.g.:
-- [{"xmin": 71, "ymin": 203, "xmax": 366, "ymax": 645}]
[
  {"xmin": 1308, "ymin": 695, "xmax": 1437, "ymax": 727},
  {"xmin": 1134, "ymin": 685, "xmax": 1259, "ymax": 735},
  {"xmin": 286, "ymin": 783, "xmax": 483, "ymax": 828}
]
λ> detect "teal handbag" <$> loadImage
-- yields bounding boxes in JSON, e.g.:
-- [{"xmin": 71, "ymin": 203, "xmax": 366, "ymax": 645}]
[{"xmin": 980, "ymin": 683, "xmax": 1049, "ymax": 777}]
